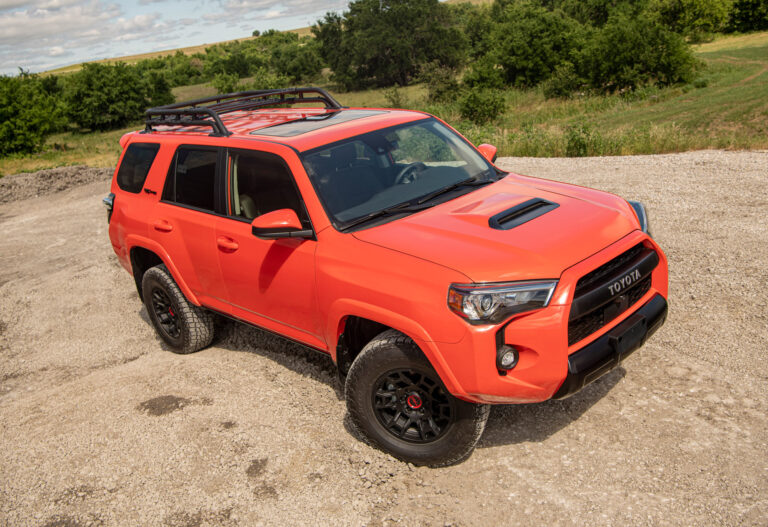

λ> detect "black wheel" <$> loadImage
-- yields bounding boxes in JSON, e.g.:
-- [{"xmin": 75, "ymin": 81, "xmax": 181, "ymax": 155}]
[
  {"xmin": 142, "ymin": 264, "xmax": 214, "ymax": 354},
  {"xmin": 345, "ymin": 329, "xmax": 489, "ymax": 466}
]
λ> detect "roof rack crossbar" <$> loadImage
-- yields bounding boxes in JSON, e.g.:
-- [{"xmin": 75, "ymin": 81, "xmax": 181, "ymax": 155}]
[{"xmin": 143, "ymin": 87, "xmax": 343, "ymax": 136}]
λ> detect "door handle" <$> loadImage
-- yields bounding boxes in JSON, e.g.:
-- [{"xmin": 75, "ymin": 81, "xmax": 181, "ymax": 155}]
[
  {"xmin": 153, "ymin": 220, "xmax": 173, "ymax": 233},
  {"xmin": 216, "ymin": 236, "xmax": 239, "ymax": 252}
]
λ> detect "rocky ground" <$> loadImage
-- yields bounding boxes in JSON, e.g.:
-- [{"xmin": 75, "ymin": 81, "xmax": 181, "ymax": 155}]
[{"xmin": 0, "ymin": 151, "xmax": 766, "ymax": 526}]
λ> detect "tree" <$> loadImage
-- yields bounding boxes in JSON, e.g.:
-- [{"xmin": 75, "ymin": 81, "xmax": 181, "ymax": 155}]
[
  {"xmin": 62, "ymin": 63, "xmax": 174, "ymax": 131},
  {"xmin": 313, "ymin": 0, "xmax": 467, "ymax": 89},
  {"xmin": 481, "ymin": 3, "xmax": 589, "ymax": 88},
  {"xmin": 0, "ymin": 71, "xmax": 62, "ymax": 156}
]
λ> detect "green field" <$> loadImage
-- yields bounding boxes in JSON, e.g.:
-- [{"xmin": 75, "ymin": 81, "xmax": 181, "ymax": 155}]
[{"xmin": 2, "ymin": 31, "xmax": 766, "ymax": 175}]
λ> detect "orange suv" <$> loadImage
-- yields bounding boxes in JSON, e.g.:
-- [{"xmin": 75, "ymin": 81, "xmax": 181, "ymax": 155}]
[{"xmin": 104, "ymin": 88, "xmax": 668, "ymax": 466}]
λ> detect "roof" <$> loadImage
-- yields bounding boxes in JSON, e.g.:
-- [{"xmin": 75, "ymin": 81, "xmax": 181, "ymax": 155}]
[{"xmin": 141, "ymin": 87, "xmax": 430, "ymax": 152}]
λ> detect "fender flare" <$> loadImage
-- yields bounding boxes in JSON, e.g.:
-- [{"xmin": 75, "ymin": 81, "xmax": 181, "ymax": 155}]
[
  {"xmin": 327, "ymin": 298, "xmax": 467, "ymax": 398},
  {"xmin": 124, "ymin": 234, "xmax": 201, "ymax": 306}
]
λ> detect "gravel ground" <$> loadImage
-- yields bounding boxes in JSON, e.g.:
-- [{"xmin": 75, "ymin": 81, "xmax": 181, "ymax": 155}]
[{"xmin": 0, "ymin": 151, "xmax": 766, "ymax": 526}]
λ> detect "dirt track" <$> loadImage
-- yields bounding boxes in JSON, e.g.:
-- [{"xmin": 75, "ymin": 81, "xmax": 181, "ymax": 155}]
[{"xmin": 0, "ymin": 151, "xmax": 766, "ymax": 526}]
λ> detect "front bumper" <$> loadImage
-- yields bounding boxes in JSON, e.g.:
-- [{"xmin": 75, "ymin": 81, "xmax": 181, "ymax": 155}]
[
  {"xmin": 552, "ymin": 293, "xmax": 667, "ymax": 399},
  {"xmin": 427, "ymin": 232, "xmax": 668, "ymax": 405}
]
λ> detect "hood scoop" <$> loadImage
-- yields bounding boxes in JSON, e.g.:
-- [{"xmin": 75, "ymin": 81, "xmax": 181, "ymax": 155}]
[{"xmin": 488, "ymin": 198, "xmax": 559, "ymax": 230}]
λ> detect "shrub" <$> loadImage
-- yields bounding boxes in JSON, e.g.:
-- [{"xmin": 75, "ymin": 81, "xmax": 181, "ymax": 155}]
[
  {"xmin": 541, "ymin": 62, "xmax": 583, "ymax": 99},
  {"xmin": 62, "ymin": 62, "xmax": 174, "ymax": 131},
  {"xmin": 484, "ymin": 3, "xmax": 589, "ymax": 88},
  {"xmin": 463, "ymin": 56, "xmax": 505, "ymax": 90},
  {"xmin": 383, "ymin": 86, "xmax": 408, "ymax": 108},
  {"xmin": 727, "ymin": 0, "xmax": 768, "ymax": 31},
  {"xmin": 582, "ymin": 12, "xmax": 697, "ymax": 92},
  {"xmin": 0, "ymin": 72, "xmax": 62, "ymax": 156},
  {"xmin": 212, "ymin": 72, "xmax": 241, "ymax": 94},
  {"xmin": 420, "ymin": 62, "xmax": 461, "ymax": 103},
  {"xmin": 248, "ymin": 68, "xmax": 290, "ymax": 90},
  {"xmin": 565, "ymin": 123, "xmax": 593, "ymax": 157},
  {"xmin": 460, "ymin": 89, "xmax": 505, "ymax": 124}
]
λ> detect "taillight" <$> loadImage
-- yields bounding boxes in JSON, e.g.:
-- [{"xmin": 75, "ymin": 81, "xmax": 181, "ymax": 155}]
[{"xmin": 103, "ymin": 193, "xmax": 115, "ymax": 223}]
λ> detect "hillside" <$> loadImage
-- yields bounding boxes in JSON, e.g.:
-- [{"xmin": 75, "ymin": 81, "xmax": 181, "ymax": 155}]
[{"xmin": 3, "ymin": 30, "xmax": 765, "ymax": 176}]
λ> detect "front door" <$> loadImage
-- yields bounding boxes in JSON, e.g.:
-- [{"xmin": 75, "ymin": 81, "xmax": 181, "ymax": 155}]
[{"xmin": 214, "ymin": 147, "xmax": 324, "ymax": 350}]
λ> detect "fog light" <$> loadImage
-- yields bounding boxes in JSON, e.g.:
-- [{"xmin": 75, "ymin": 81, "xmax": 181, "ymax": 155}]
[{"xmin": 496, "ymin": 345, "xmax": 519, "ymax": 370}]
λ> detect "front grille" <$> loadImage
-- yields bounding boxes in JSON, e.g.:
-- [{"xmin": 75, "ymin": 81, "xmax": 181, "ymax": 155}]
[
  {"xmin": 574, "ymin": 244, "xmax": 644, "ymax": 296},
  {"xmin": 568, "ymin": 277, "xmax": 651, "ymax": 345},
  {"xmin": 568, "ymin": 243, "xmax": 657, "ymax": 346}
]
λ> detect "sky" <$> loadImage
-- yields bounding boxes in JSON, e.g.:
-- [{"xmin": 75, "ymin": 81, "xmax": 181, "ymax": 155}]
[{"xmin": 0, "ymin": 0, "xmax": 348, "ymax": 75}]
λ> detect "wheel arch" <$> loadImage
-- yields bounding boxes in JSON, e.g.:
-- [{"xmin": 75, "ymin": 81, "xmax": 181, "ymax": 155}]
[
  {"xmin": 328, "ymin": 300, "xmax": 465, "ymax": 397},
  {"xmin": 125, "ymin": 235, "xmax": 200, "ymax": 305}
]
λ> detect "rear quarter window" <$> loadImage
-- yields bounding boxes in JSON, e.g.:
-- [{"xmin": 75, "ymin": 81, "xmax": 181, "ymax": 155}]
[{"xmin": 116, "ymin": 143, "xmax": 161, "ymax": 193}]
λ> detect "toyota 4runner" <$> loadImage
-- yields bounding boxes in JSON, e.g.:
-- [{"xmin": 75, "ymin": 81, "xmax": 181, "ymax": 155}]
[{"xmin": 104, "ymin": 88, "xmax": 668, "ymax": 466}]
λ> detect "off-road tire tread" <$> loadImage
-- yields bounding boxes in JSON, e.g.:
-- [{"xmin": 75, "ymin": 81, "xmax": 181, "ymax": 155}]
[
  {"xmin": 346, "ymin": 329, "xmax": 490, "ymax": 467},
  {"xmin": 142, "ymin": 264, "xmax": 214, "ymax": 354}
]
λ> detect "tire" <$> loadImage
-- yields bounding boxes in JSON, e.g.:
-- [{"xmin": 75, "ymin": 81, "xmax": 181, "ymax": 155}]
[
  {"xmin": 345, "ymin": 329, "xmax": 490, "ymax": 467},
  {"xmin": 142, "ymin": 264, "xmax": 214, "ymax": 354}
]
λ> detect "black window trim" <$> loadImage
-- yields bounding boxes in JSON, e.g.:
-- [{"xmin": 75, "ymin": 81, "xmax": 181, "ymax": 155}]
[
  {"xmin": 222, "ymin": 147, "xmax": 317, "ymax": 240},
  {"xmin": 160, "ymin": 144, "xmax": 225, "ymax": 216}
]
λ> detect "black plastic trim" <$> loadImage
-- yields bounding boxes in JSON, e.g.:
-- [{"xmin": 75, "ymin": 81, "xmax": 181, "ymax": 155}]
[
  {"xmin": 488, "ymin": 198, "xmax": 559, "ymax": 230},
  {"xmin": 553, "ymin": 294, "xmax": 667, "ymax": 400},
  {"xmin": 569, "ymin": 248, "xmax": 659, "ymax": 319}
]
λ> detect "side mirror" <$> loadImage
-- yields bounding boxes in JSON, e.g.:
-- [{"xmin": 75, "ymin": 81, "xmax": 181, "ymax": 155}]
[
  {"xmin": 478, "ymin": 143, "xmax": 498, "ymax": 163},
  {"xmin": 251, "ymin": 209, "xmax": 313, "ymax": 240}
]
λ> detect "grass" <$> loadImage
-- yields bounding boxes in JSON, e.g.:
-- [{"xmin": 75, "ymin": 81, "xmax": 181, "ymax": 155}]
[{"xmin": 3, "ymin": 31, "xmax": 766, "ymax": 175}]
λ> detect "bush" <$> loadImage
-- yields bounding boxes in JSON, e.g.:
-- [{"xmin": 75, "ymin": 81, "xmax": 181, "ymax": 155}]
[
  {"xmin": 460, "ymin": 89, "xmax": 505, "ymax": 124},
  {"xmin": 727, "ymin": 0, "xmax": 768, "ymax": 31},
  {"xmin": 541, "ymin": 61, "xmax": 583, "ymax": 98},
  {"xmin": 212, "ymin": 72, "xmax": 241, "ymax": 94},
  {"xmin": 582, "ymin": 12, "xmax": 697, "ymax": 92},
  {"xmin": 0, "ymin": 72, "xmax": 62, "ymax": 156},
  {"xmin": 420, "ymin": 62, "xmax": 460, "ymax": 103},
  {"xmin": 248, "ymin": 68, "xmax": 290, "ymax": 90},
  {"xmin": 484, "ymin": 3, "xmax": 589, "ymax": 88},
  {"xmin": 463, "ymin": 56, "xmax": 505, "ymax": 90},
  {"xmin": 565, "ymin": 123, "xmax": 594, "ymax": 157},
  {"xmin": 62, "ymin": 63, "xmax": 174, "ymax": 131},
  {"xmin": 383, "ymin": 86, "xmax": 408, "ymax": 108}
]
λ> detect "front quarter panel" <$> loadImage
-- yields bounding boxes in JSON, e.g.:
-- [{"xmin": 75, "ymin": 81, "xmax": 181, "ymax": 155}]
[{"xmin": 317, "ymin": 230, "xmax": 472, "ymax": 387}]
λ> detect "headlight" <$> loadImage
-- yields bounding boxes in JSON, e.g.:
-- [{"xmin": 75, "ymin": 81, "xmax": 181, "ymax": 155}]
[
  {"xmin": 627, "ymin": 200, "xmax": 651, "ymax": 235},
  {"xmin": 447, "ymin": 280, "xmax": 558, "ymax": 324}
]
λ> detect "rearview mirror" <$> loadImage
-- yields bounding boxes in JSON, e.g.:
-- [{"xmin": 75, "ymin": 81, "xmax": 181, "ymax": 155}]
[
  {"xmin": 251, "ymin": 209, "xmax": 313, "ymax": 240},
  {"xmin": 478, "ymin": 143, "xmax": 498, "ymax": 163}
]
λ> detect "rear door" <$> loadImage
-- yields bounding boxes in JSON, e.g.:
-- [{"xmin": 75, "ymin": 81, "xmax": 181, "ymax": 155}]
[
  {"xmin": 149, "ymin": 145, "xmax": 229, "ymax": 312},
  {"xmin": 213, "ymin": 147, "xmax": 325, "ymax": 350}
]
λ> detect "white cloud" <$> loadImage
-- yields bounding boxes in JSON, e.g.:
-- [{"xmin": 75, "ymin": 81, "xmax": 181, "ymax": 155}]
[
  {"xmin": 48, "ymin": 46, "xmax": 68, "ymax": 56},
  {"xmin": 0, "ymin": 0, "xmax": 347, "ymax": 74}
]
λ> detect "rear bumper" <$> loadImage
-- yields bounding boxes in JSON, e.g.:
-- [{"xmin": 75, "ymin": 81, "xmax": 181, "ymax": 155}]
[{"xmin": 552, "ymin": 293, "xmax": 667, "ymax": 399}]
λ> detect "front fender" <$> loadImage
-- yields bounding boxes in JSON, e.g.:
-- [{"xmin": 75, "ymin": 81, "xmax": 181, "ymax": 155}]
[{"xmin": 326, "ymin": 299, "xmax": 468, "ymax": 399}]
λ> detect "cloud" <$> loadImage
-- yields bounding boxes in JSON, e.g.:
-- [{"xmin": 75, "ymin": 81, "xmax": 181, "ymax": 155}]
[
  {"xmin": 48, "ymin": 46, "xmax": 68, "ymax": 56},
  {"xmin": 0, "ymin": 0, "xmax": 348, "ymax": 74}
]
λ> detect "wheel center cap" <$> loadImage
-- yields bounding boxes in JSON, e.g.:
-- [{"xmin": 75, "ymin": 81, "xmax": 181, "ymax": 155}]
[{"xmin": 406, "ymin": 393, "xmax": 423, "ymax": 410}]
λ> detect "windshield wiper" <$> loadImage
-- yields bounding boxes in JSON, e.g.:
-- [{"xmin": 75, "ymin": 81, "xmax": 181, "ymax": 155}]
[
  {"xmin": 339, "ymin": 201, "xmax": 432, "ymax": 231},
  {"xmin": 415, "ymin": 176, "xmax": 495, "ymax": 205}
]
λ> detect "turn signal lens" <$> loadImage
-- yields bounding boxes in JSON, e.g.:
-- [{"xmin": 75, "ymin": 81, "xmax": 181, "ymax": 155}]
[{"xmin": 448, "ymin": 280, "xmax": 557, "ymax": 324}]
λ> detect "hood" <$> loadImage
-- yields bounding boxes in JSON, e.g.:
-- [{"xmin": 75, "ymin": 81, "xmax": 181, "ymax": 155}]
[{"xmin": 352, "ymin": 175, "xmax": 639, "ymax": 283}]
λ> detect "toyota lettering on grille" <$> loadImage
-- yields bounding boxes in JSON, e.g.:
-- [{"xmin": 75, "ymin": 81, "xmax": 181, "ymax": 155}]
[{"xmin": 608, "ymin": 268, "xmax": 642, "ymax": 296}]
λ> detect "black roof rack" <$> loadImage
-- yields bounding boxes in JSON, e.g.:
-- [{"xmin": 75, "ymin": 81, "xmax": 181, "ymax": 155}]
[{"xmin": 143, "ymin": 87, "xmax": 344, "ymax": 137}]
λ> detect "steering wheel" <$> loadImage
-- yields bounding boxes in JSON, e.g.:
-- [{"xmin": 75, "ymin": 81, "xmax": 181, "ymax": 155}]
[{"xmin": 394, "ymin": 162, "xmax": 427, "ymax": 185}]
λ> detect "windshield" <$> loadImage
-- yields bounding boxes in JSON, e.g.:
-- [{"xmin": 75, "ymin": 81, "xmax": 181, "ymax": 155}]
[{"xmin": 301, "ymin": 118, "xmax": 496, "ymax": 229}]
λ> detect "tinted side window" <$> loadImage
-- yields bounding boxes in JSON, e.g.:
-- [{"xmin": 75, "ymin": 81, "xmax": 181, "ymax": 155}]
[
  {"xmin": 116, "ymin": 143, "xmax": 160, "ymax": 193},
  {"xmin": 229, "ymin": 151, "xmax": 308, "ymax": 226},
  {"xmin": 163, "ymin": 147, "xmax": 218, "ymax": 212}
]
